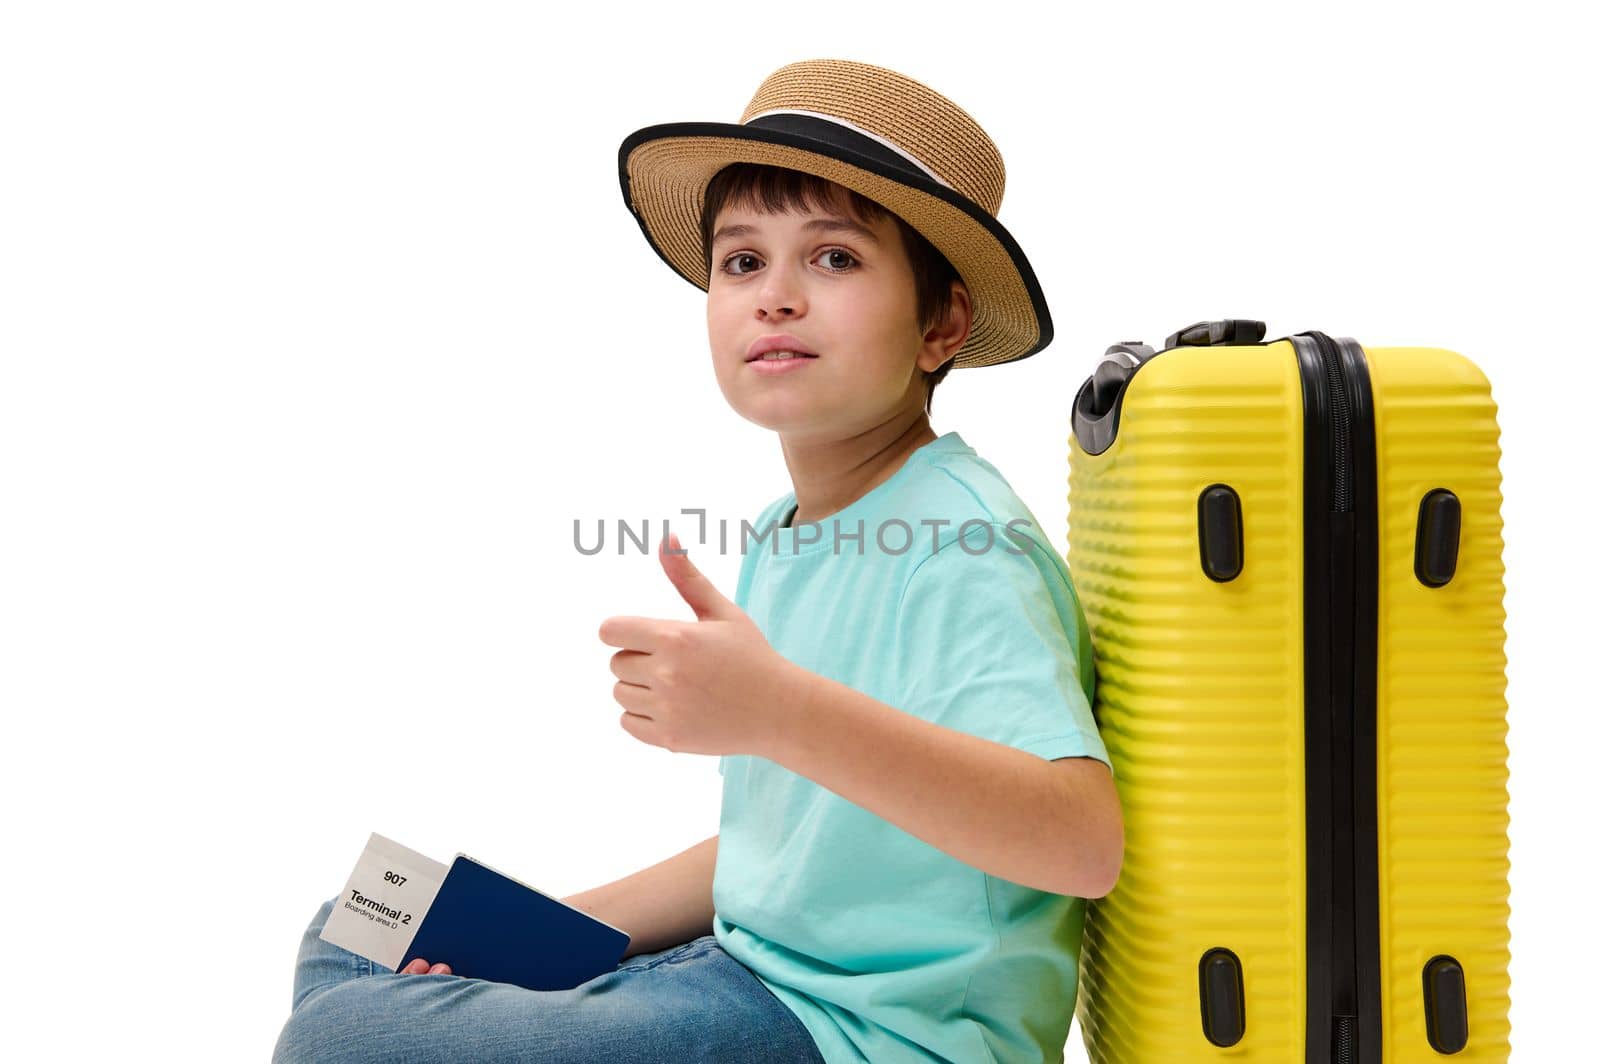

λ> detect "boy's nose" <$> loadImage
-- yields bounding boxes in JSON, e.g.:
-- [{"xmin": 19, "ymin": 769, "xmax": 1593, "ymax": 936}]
[
  {"xmin": 756, "ymin": 267, "xmax": 806, "ymax": 319},
  {"xmin": 757, "ymin": 294, "xmax": 805, "ymax": 320}
]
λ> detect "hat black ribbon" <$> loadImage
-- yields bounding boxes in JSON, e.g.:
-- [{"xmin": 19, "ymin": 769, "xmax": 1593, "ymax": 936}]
[{"xmin": 744, "ymin": 113, "xmax": 936, "ymax": 188}]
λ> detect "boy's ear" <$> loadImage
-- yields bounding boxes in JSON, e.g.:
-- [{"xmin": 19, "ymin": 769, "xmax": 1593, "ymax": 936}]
[{"xmin": 918, "ymin": 279, "xmax": 972, "ymax": 372}]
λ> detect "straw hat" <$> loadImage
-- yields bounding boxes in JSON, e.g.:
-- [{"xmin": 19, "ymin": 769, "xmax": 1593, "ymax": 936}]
[{"xmin": 616, "ymin": 58, "xmax": 1053, "ymax": 370}]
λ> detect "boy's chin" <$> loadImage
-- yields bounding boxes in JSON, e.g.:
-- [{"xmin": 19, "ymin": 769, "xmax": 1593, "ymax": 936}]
[
  {"xmin": 730, "ymin": 400, "xmax": 834, "ymax": 436},
  {"xmin": 735, "ymin": 409, "xmax": 814, "ymax": 434}
]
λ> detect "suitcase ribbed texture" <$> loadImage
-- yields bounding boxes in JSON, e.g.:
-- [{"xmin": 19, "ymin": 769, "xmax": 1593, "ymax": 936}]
[{"xmin": 1367, "ymin": 348, "xmax": 1509, "ymax": 1062}]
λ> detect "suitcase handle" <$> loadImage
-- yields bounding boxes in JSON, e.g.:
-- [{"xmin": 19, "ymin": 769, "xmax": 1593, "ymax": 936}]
[{"xmin": 1164, "ymin": 319, "xmax": 1268, "ymax": 349}]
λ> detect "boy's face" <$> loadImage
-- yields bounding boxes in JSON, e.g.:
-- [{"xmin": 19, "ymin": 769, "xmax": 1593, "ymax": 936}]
[{"xmin": 704, "ymin": 186, "xmax": 956, "ymax": 439}]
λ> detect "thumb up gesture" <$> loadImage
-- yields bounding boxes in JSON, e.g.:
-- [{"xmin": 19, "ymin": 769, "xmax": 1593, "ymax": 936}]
[{"xmin": 599, "ymin": 533, "xmax": 795, "ymax": 758}]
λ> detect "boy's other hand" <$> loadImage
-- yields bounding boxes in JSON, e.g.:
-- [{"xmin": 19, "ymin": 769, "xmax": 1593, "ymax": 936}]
[
  {"xmin": 599, "ymin": 532, "xmax": 798, "ymax": 759},
  {"xmin": 398, "ymin": 958, "xmax": 452, "ymax": 976}
]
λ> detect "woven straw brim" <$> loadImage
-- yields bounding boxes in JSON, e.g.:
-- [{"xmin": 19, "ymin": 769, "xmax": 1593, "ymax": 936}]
[{"xmin": 620, "ymin": 127, "xmax": 1052, "ymax": 370}]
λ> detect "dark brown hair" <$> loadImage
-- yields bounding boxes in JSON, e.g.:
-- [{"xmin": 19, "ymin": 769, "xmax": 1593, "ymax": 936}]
[{"xmin": 699, "ymin": 162, "xmax": 963, "ymax": 415}]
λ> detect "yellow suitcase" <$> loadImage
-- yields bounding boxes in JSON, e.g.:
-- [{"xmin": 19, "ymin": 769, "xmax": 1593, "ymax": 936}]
[{"xmin": 1066, "ymin": 321, "xmax": 1509, "ymax": 1062}]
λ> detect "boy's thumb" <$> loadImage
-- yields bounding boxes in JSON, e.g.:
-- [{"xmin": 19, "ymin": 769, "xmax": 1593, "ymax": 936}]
[{"xmin": 660, "ymin": 532, "xmax": 736, "ymax": 621}]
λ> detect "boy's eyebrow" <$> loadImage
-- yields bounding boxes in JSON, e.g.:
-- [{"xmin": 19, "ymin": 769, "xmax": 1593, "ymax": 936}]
[{"xmin": 711, "ymin": 216, "xmax": 882, "ymax": 250}]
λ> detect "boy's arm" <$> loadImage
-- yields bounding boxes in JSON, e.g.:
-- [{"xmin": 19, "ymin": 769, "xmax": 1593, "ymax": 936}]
[
  {"xmin": 561, "ymin": 833, "xmax": 719, "ymax": 960},
  {"xmin": 764, "ymin": 670, "xmax": 1123, "ymax": 899}
]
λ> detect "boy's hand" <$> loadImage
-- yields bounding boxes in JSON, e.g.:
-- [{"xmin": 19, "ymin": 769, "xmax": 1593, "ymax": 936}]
[
  {"xmin": 398, "ymin": 958, "xmax": 452, "ymax": 976},
  {"xmin": 599, "ymin": 532, "xmax": 796, "ymax": 758}
]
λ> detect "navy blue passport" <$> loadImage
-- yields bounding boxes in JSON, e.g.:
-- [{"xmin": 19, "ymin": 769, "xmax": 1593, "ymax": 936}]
[{"xmin": 398, "ymin": 854, "xmax": 631, "ymax": 991}]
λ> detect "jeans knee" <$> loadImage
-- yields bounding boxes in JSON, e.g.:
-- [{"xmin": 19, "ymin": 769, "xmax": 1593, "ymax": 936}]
[{"xmin": 272, "ymin": 981, "xmax": 370, "ymax": 1064}]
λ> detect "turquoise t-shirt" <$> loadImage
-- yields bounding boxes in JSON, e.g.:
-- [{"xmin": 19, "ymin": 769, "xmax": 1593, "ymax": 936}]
[{"xmin": 712, "ymin": 430, "xmax": 1113, "ymax": 1064}]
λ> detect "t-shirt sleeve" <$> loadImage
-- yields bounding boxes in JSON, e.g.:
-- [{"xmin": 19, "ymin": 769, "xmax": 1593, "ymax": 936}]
[{"xmin": 890, "ymin": 522, "xmax": 1112, "ymax": 776}]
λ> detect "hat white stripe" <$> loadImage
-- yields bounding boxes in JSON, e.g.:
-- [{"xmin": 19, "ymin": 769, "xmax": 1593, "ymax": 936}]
[{"xmin": 743, "ymin": 108, "xmax": 954, "ymax": 190}]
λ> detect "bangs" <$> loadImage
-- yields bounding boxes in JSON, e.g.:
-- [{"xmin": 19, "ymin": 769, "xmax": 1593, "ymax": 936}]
[{"xmin": 701, "ymin": 163, "xmax": 891, "ymax": 249}]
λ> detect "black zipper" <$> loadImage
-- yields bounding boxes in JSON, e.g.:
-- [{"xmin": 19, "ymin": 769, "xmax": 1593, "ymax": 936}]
[
  {"xmin": 1323, "ymin": 337, "xmax": 1352, "ymax": 512},
  {"xmin": 1294, "ymin": 332, "xmax": 1382, "ymax": 1063}
]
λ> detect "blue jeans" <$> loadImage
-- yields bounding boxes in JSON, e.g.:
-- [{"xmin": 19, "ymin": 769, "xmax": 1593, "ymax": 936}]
[{"xmin": 272, "ymin": 896, "xmax": 828, "ymax": 1063}]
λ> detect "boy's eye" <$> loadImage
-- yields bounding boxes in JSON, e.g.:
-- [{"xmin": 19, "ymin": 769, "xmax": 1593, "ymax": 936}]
[
  {"xmin": 819, "ymin": 248, "xmax": 857, "ymax": 271},
  {"xmin": 718, "ymin": 248, "xmax": 859, "ymax": 276}
]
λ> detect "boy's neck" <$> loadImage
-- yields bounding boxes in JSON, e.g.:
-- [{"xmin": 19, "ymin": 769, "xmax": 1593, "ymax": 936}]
[{"xmin": 780, "ymin": 412, "xmax": 938, "ymax": 528}]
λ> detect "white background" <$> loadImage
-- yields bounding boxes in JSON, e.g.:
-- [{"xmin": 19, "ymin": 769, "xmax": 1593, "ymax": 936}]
[{"xmin": 2, "ymin": 1, "xmax": 1590, "ymax": 1059}]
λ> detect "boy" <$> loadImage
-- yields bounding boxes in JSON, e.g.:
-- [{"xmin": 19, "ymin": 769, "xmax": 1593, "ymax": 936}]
[{"xmin": 272, "ymin": 58, "xmax": 1119, "ymax": 1064}]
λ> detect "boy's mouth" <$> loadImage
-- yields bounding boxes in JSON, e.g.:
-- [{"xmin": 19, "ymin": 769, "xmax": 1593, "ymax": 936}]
[{"xmin": 746, "ymin": 335, "xmax": 821, "ymax": 361}]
